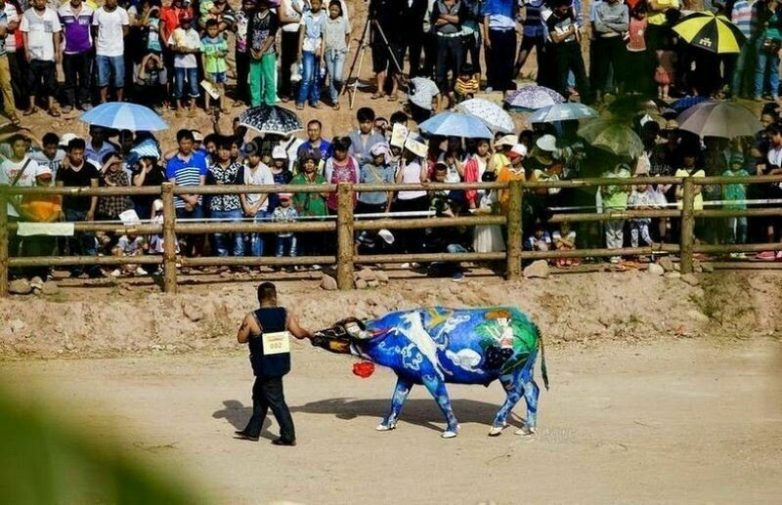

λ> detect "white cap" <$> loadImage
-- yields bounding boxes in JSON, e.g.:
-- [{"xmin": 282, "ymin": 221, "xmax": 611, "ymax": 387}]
[
  {"xmin": 153, "ymin": 199, "xmax": 164, "ymax": 212},
  {"xmin": 272, "ymin": 146, "xmax": 288, "ymax": 159},
  {"xmin": 59, "ymin": 133, "xmax": 79, "ymax": 148},
  {"xmin": 510, "ymin": 144, "xmax": 528, "ymax": 158},
  {"xmin": 370, "ymin": 143, "xmax": 389, "ymax": 156},
  {"xmin": 536, "ymin": 134, "xmax": 557, "ymax": 152},
  {"xmin": 35, "ymin": 166, "xmax": 53, "ymax": 178}
]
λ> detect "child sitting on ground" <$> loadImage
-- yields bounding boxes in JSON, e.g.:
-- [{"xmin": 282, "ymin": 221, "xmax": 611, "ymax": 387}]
[
  {"xmin": 454, "ymin": 64, "xmax": 479, "ymax": 103},
  {"xmin": 110, "ymin": 232, "xmax": 148, "ymax": 277},
  {"xmin": 525, "ymin": 219, "xmax": 552, "ymax": 251},
  {"xmin": 552, "ymin": 221, "xmax": 577, "ymax": 266}
]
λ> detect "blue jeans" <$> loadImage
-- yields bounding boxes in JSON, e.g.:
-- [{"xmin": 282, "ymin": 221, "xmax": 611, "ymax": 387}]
[
  {"xmin": 732, "ymin": 42, "xmax": 751, "ymax": 95},
  {"xmin": 296, "ymin": 51, "xmax": 321, "ymax": 106},
  {"xmin": 96, "ymin": 55, "xmax": 125, "ymax": 88},
  {"xmin": 174, "ymin": 66, "xmax": 200, "ymax": 99},
  {"xmin": 324, "ymin": 49, "xmax": 346, "ymax": 104},
  {"xmin": 276, "ymin": 235, "xmax": 297, "ymax": 257},
  {"xmin": 211, "ymin": 209, "xmax": 244, "ymax": 257},
  {"xmin": 754, "ymin": 37, "xmax": 780, "ymax": 99},
  {"xmin": 249, "ymin": 211, "xmax": 269, "ymax": 257},
  {"xmin": 64, "ymin": 208, "xmax": 98, "ymax": 276}
]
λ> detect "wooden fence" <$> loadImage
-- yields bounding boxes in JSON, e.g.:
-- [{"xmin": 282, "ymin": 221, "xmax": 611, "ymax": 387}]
[{"xmin": 2, "ymin": 175, "xmax": 782, "ymax": 297}]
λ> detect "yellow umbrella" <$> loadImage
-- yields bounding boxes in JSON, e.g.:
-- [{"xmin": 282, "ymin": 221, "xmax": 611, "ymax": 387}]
[{"xmin": 673, "ymin": 11, "xmax": 746, "ymax": 54}]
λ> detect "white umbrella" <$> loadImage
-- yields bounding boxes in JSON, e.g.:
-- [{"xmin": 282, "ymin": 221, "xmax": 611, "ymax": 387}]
[{"xmin": 455, "ymin": 98, "xmax": 515, "ymax": 133}]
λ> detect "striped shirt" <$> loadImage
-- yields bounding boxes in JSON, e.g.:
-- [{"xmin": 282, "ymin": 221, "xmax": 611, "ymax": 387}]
[
  {"xmin": 523, "ymin": 0, "xmax": 546, "ymax": 38},
  {"xmin": 166, "ymin": 151, "xmax": 208, "ymax": 208},
  {"xmin": 731, "ymin": 0, "xmax": 753, "ymax": 39}
]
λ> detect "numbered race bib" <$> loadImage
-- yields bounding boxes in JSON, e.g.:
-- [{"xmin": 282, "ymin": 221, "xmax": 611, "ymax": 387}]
[{"xmin": 262, "ymin": 331, "xmax": 291, "ymax": 355}]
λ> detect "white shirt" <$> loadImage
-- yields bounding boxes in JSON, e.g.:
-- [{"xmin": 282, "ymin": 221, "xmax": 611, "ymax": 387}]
[
  {"xmin": 2, "ymin": 3, "xmax": 19, "ymax": 53},
  {"xmin": 0, "ymin": 156, "xmax": 43, "ymax": 217},
  {"xmin": 92, "ymin": 6, "xmax": 128, "ymax": 57},
  {"xmin": 169, "ymin": 27, "xmax": 201, "ymax": 69},
  {"xmin": 20, "ymin": 7, "xmax": 61, "ymax": 61},
  {"xmin": 768, "ymin": 145, "xmax": 782, "ymax": 168},
  {"xmin": 397, "ymin": 160, "xmax": 427, "ymax": 200},
  {"xmin": 243, "ymin": 162, "xmax": 275, "ymax": 210}
]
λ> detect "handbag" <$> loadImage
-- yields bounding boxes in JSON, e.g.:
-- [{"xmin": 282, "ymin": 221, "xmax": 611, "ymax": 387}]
[{"xmin": 763, "ymin": 37, "xmax": 781, "ymax": 55}]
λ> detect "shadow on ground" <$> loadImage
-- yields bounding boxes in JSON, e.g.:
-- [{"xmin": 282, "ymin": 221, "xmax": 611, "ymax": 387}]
[{"xmin": 213, "ymin": 397, "xmax": 525, "ymax": 435}]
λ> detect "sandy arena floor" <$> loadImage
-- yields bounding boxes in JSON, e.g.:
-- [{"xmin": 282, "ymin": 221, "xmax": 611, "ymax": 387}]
[{"xmin": 3, "ymin": 337, "xmax": 781, "ymax": 505}]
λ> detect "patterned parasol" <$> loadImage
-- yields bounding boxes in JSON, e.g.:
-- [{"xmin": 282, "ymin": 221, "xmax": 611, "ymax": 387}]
[
  {"xmin": 455, "ymin": 98, "xmax": 515, "ymax": 133},
  {"xmin": 505, "ymin": 86, "xmax": 566, "ymax": 111},
  {"xmin": 528, "ymin": 103, "xmax": 598, "ymax": 123},
  {"xmin": 237, "ymin": 105, "xmax": 303, "ymax": 136}
]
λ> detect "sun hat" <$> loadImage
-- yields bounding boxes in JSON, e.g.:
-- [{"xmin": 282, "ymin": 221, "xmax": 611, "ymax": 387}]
[
  {"xmin": 279, "ymin": 192, "xmax": 293, "ymax": 200},
  {"xmin": 153, "ymin": 199, "xmax": 164, "ymax": 212},
  {"xmin": 536, "ymin": 134, "xmax": 557, "ymax": 152},
  {"xmin": 35, "ymin": 166, "xmax": 53, "ymax": 179},
  {"xmin": 494, "ymin": 134, "xmax": 516, "ymax": 148}
]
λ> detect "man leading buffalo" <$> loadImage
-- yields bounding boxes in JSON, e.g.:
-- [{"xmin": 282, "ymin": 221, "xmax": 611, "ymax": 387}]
[{"xmin": 235, "ymin": 282, "xmax": 313, "ymax": 445}]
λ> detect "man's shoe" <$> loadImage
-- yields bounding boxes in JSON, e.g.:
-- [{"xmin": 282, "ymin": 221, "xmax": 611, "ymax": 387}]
[
  {"xmin": 234, "ymin": 430, "xmax": 260, "ymax": 441},
  {"xmin": 271, "ymin": 438, "xmax": 296, "ymax": 446}
]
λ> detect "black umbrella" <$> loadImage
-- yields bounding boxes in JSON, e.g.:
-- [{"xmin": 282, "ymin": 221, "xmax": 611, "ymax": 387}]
[{"xmin": 237, "ymin": 105, "xmax": 303, "ymax": 136}]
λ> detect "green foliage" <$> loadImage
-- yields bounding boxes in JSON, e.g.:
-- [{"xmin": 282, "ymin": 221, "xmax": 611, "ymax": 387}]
[{"xmin": 0, "ymin": 385, "xmax": 203, "ymax": 505}]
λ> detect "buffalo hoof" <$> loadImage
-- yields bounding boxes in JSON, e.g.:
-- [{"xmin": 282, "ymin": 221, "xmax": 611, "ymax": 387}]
[
  {"xmin": 514, "ymin": 426, "xmax": 536, "ymax": 436},
  {"xmin": 376, "ymin": 422, "xmax": 397, "ymax": 432},
  {"xmin": 441, "ymin": 425, "xmax": 460, "ymax": 439},
  {"xmin": 488, "ymin": 424, "xmax": 508, "ymax": 437}
]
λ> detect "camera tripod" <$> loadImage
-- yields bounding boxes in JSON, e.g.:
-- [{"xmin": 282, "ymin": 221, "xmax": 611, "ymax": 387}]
[{"xmin": 341, "ymin": 14, "xmax": 404, "ymax": 109}]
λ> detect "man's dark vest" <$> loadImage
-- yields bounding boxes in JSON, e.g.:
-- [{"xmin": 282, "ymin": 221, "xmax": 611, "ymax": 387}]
[{"xmin": 249, "ymin": 307, "xmax": 290, "ymax": 378}]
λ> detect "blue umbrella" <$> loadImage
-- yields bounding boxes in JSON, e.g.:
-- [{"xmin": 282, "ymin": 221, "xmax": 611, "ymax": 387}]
[
  {"xmin": 418, "ymin": 111, "xmax": 493, "ymax": 139},
  {"xmin": 670, "ymin": 95, "xmax": 708, "ymax": 112},
  {"xmin": 528, "ymin": 103, "xmax": 598, "ymax": 123},
  {"xmin": 505, "ymin": 86, "xmax": 565, "ymax": 111},
  {"xmin": 80, "ymin": 102, "xmax": 168, "ymax": 131}
]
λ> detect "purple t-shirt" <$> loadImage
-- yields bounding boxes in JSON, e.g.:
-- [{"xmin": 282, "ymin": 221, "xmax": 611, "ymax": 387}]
[{"xmin": 58, "ymin": 4, "xmax": 93, "ymax": 54}]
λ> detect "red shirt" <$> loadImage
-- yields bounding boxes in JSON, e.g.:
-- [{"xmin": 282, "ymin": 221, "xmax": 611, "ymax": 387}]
[{"xmin": 160, "ymin": 6, "xmax": 193, "ymax": 42}]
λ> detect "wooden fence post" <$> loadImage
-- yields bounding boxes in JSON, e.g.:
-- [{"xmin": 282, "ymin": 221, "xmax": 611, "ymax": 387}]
[
  {"xmin": 680, "ymin": 177, "xmax": 695, "ymax": 275},
  {"xmin": 0, "ymin": 186, "xmax": 8, "ymax": 297},
  {"xmin": 336, "ymin": 182, "xmax": 355, "ymax": 290},
  {"xmin": 506, "ymin": 179, "xmax": 524, "ymax": 280},
  {"xmin": 162, "ymin": 183, "xmax": 178, "ymax": 294}
]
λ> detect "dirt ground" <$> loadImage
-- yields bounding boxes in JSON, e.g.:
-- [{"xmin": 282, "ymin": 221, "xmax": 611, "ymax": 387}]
[
  {"xmin": 2, "ymin": 337, "xmax": 781, "ymax": 505},
  {"xmin": 2, "ymin": 270, "xmax": 782, "ymax": 504}
]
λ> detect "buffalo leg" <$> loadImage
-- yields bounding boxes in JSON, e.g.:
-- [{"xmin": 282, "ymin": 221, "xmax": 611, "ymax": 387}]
[
  {"xmin": 421, "ymin": 373, "xmax": 459, "ymax": 438},
  {"xmin": 377, "ymin": 376, "xmax": 413, "ymax": 431},
  {"xmin": 516, "ymin": 351, "xmax": 541, "ymax": 435},
  {"xmin": 489, "ymin": 371, "xmax": 525, "ymax": 436}
]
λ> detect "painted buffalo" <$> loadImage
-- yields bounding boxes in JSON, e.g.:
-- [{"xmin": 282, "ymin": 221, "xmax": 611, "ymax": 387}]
[{"xmin": 310, "ymin": 306, "xmax": 549, "ymax": 438}]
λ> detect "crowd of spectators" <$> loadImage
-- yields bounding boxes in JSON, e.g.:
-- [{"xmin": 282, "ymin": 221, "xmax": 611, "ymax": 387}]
[{"xmin": 2, "ymin": 0, "xmax": 782, "ymax": 283}]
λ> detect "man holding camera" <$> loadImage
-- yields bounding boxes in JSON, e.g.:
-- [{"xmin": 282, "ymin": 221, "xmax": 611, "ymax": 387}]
[{"xmin": 235, "ymin": 282, "xmax": 313, "ymax": 445}]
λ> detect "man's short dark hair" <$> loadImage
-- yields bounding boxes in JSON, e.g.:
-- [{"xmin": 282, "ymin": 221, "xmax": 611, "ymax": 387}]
[
  {"xmin": 7, "ymin": 133, "xmax": 29, "ymax": 145},
  {"xmin": 205, "ymin": 18, "xmax": 219, "ymax": 29},
  {"xmin": 257, "ymin": 282, "xmax": 277, "ymax": 302},
  {"xmin": 307, "ymin": 119, "xmax": 322, "ymax": 129},
  {"xmin": 217, "ymin": 136, "xmax": 233, "ymax": 150},
  {"xmin": 390, "ymin": 111, "xmax": 408, "ymax": 125},
  {"xmin": 42, "ymin": 132, "xmax": 59, "ymax": 147},
  {"xmin": 768, "ymin": 124, "xmax": 782, "ymax": 136},
  {"xmin": 67, "ymin": 138, "xmax": 86, "ymax": 151},
  {"xmin": 176, "ymin": 129, "xmax": 195, "ymax": 143},
  {"xmin": 357, "ymin": 107, "xmax": 375, "ymax": 123}
]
